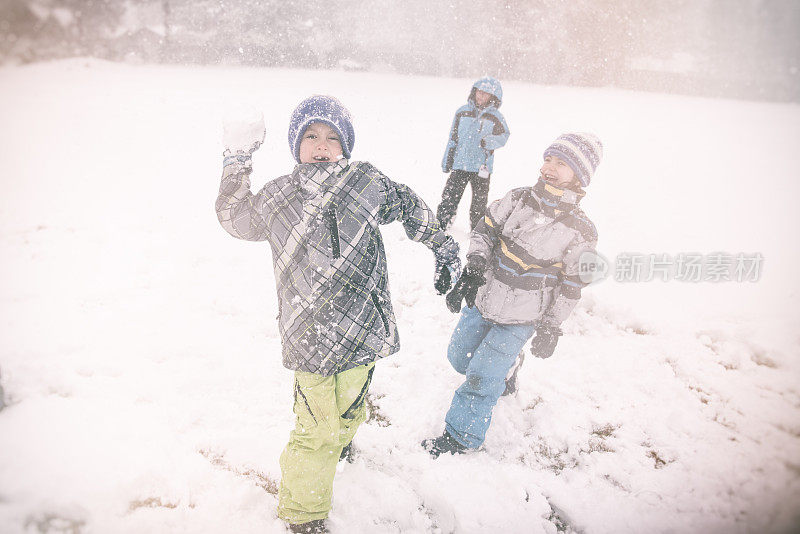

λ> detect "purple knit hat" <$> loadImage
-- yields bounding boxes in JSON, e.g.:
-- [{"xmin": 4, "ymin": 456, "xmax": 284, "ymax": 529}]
[
  {"xmin": 288, "ymin": 95, "xmax": 355, "ymax": 163},
  {"xmin": 543, "ymin": 132, "xmax": 603, "ymax": 187}
]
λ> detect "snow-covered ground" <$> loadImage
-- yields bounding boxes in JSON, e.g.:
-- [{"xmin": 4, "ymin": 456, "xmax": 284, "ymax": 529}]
[{"xmin": 0, "ymin": 59, "xmax": 799, "ymax": 534}]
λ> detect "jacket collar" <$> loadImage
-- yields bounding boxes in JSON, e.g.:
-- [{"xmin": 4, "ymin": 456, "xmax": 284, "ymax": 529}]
[
  {"xmin": 532, "ymin": 179, "xmax": 585, "ymax": 217},
  {"xmin": 291, "ymin": 159, "xmax": 349, "ymax": 199},
  {"xmin": 467, "ymin": 100, "xmax": 497, "ymax": 114}
]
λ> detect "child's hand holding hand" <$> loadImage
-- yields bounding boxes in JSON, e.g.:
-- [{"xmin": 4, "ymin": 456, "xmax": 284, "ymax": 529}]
[
  {"xmin": 434, "ymin": 258, "xmax": 460, "ymax": 295},
  {"xmin": 433, "ymin": 236, "xmax": 461, "ymax": 295},
  {"xmin": 222, "ymin": 107, "xmax": 266, "ymax": 154},
  {"xmin": 445, "ymin": 256, "xmax": 486, "ymax": 312}
]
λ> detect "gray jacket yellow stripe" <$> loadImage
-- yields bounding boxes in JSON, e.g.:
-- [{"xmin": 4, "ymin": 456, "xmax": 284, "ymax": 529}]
[
  {"xmin": 468, "ymin": 183, "xmax": 597, "ymax": 326},
  {"xmin": 216, "ymin": 156, "xmax": 458, "ymax": 376}
]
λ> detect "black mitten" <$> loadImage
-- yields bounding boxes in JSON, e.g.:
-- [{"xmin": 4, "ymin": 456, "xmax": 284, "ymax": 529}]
[
  {"xmin": 445, "ymin": 256, "xmax": 487, "ymax": 313},
  {"xmin": 433, "ymin": 238, "xmax": 461, "ymax": 295},
  {"xmin": 529, "ymin": 325, "xmax": 562, "ymax": 359},
  {"xmin": 445, "ymin": 282, "xmax": 465, "ymax": 313},
  {"xmin": 434, "ymin": 263, "xmax": 452, "ymax": 294}
]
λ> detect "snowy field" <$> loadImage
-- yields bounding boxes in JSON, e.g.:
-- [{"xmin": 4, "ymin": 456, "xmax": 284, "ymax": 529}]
[{"xmin": 1, "ymin": 59, "xmax": 799, "ymax": 534}]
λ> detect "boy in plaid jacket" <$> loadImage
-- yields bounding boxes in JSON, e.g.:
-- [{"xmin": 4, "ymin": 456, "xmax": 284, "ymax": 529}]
[{"xmin": 215, "ymin": 96, "xmax": 460, "ymax": 533}]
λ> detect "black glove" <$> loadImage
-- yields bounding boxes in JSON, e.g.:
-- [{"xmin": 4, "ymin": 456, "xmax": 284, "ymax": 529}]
[
  {"xmin": 433, "ymin": 257, "xmax": 461, "ymax": 295},
  {"xmin": 445, "ymin": 256, "xmax": 487, "ymax": 313},
  {"xmin": 434, "ymin": 262, "xmax": 453, "ymax": 294},
  {"xmin": 433, "ymin": 239, "xmax": 461, "ymax": 295},
  {"xmin": 529, "ymin": 325, "xmax": 562, "ymax": 359}
]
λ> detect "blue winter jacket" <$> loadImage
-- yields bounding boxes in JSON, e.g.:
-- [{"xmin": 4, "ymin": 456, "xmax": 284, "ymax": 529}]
[{"xmin": 441, "ymin": 101, "xmax": 509, "ymax": 174}]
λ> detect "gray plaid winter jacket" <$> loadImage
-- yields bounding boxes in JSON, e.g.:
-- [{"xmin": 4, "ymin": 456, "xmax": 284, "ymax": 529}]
[
  {"xmin": 216, "ymin": 156, "xmax": 459, "ymax": 376},
  {"xmin": 469, "ymin": 180, "xmax": 598, "ymax": 326}
]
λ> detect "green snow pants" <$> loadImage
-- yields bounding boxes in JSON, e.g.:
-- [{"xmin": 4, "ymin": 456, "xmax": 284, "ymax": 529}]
[{"xmin": 277, "ymin": 362, "xmax": 375, "ymax": 524}]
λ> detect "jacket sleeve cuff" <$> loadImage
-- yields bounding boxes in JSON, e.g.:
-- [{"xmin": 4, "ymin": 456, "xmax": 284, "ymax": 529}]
[
  {"xmin": 431, "ymin": 235, "xmax": 460, "ymax": 264},
  {"xmin": 540, "ymin": 291, "xmax": 579, "ymax": 327}
]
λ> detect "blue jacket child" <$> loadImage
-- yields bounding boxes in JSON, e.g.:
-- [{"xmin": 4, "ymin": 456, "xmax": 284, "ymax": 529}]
[
  {"xmin": 424, "ymin": 133, "xmax": 603, "ymax": 458},
  {"xmin": 437, "ymin": 77, "xmax": 510, "ymax": 231}
]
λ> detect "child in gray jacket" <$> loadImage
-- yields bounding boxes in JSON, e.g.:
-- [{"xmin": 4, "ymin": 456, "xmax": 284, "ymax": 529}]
[{"xmin": 423, "ymin": 132, "xmax": 603, "ymax": 457}]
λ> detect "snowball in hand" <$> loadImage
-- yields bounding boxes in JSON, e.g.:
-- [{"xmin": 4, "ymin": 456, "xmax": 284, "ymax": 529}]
[{"xmin": 222, "ymin": 107, "xmax": 266, "ymax": 153}]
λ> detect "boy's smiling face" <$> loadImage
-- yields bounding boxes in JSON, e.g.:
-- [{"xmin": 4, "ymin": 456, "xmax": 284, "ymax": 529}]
[
  {"xmin": 299, "ymin": 122, "xmax": 343, "ymax": 163},
  {"xmin": 540, "ymin": 155, "xmax": 578, "ymax": 189}
]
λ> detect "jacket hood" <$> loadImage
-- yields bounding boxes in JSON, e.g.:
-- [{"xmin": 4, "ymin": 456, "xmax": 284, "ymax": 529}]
[{"xmin": 470, "ymin": 76, "xmax": 503, "ymax": 107}]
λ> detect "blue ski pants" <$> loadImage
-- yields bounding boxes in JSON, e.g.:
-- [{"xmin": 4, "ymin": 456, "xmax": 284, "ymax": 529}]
[{"xmin": 444, "ymin": 305, "xmax": 534, "ymax": 448}]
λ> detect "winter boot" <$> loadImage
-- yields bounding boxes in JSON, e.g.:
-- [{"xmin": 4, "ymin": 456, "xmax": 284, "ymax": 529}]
[
  {"xmin": 339, "ymin": 442, "xmax": 355, "ymax": 463},
  {"xmin": 287, "ymin": 519, "xmax": 328, "ymax": 533},
  {"xmin": 421, "ymin": 431, "xmax": 468, "ymax": 458},
  {"xmin": 502, "ymin": 350, "xmax": 526, "ymax": 396},
  {"xmin": 502, "ymin": 374, "xmax": 517, "ymax": 397}
]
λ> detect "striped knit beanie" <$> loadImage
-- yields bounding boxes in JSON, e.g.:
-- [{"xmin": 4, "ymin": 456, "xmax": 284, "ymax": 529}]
[
  {"xmin": 543, "ymin": 132, "xmax": 603, "ymax": 187},
  {"xmin": 288, "ymin": 95, "xmax": 355, "ymax": 163}
]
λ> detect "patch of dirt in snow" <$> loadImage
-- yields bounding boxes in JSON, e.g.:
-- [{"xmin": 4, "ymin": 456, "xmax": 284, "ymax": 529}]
[
  {"xmin": 127, "ymin": 496, "xmax": 179, "ymax": 512},
  {"xmin": 198, "ymin": 449, "xmax": 278, "ymax": 495},
  {"xmin": 24, "ymin": 513, "xmax": 86, "ymax": 534},
  {"xmin": 366, "ymin": 392, "xmax": 391, "ymax": 427}
]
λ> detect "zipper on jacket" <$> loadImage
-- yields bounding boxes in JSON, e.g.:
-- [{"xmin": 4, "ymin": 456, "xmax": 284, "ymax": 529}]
[
  {"xmin": 325, "ymin": 206, "xmax": 341, "ymax": 259},
  {"xmin": 371, "ymin": 291, "xmax": 390, "ymax": 336}
]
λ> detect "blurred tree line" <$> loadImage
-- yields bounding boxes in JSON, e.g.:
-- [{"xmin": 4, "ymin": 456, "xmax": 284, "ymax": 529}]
[{"xmin": 1, "ymin": 0, "xmax": 798, "ymax": 102}]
